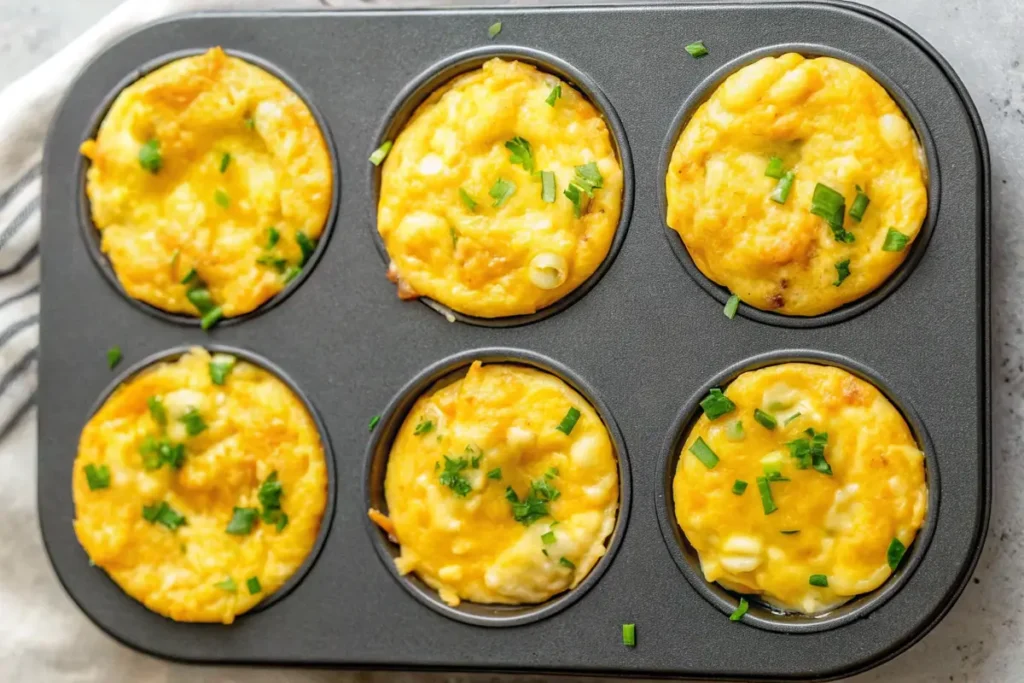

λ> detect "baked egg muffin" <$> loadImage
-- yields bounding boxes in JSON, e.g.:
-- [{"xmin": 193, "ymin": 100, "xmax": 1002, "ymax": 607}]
[
  {"xmin": 672, "ymin": 363, "xmax": 927, "ymax": 615},
  {"xmin": 73, "ymin": 347, "xmax": 328, "ymax": 623},
  {"xmin": 80, "ymin": 47, "xmax": 333, "ymax": 324},
  {"xmin": 369, "ymin": 361, "xmax": 619, "ymax": 606},
  {"xmin": 665, "ymin": 54, "xmax": 928, "ymax": 316},
  {"xmin": 376, "ymin": 58, "xmax": 623, "ymax": 318}
]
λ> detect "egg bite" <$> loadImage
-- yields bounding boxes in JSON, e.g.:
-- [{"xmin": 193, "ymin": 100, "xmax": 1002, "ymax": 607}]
[
  {"xmin": 376, "ymin": 58, "xmax": 623, "ymax": 318},
  {"xmin": 672, "ymin": 363, "xmax": 927, "ymax": 615},
  {"xmin": 665, "ymin": 53, "xmax": 928, "ymax": 316},
  {"xmin": 80, "ymin": 47, "xmax": 333, "ymax": 323},
  {"xmin": 370, "ymin": 361, "xmax": 619, "ymax": 606},
  {"xmin": 73, "ymin": 347, "xmax": 328, "ymax": 623}
]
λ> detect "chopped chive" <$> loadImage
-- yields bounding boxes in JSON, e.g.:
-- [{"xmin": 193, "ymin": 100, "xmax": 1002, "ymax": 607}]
[
  {"xmin": 753, "ymin": 409, "xmax": 777, "ymax": 430},
  {"xmin": 756, "ymin": 476, "xmax": 777, "ymax": 514},
  {"xmin": 700, "ymin": 388, "xmax": 735, "ymax": 420},
  {"xmin": 84, "ymin": 464, "xmax": 110, "ymax": 491},
  {"xmin": 729, "ymin": 598, "xmax": 749, "ymax": 621},
  {"xmin": 138, "ymin": 139, "xmax": 162, "ymax": 174},
  {"xmin": 142, "ymin": 501, "xmax": 186, "ymax": 531},
  {"xmin": 809, "ymin": 574, "xmax": 829, "ymax": 587},
  {"xmin": 219, "ymin": 152, "xmax": 231, "ymax": 173},
  {"xmin": 780, "ymin": 529, "xmax": 800, "ymax": 535},
  {"xmin": 544, "ymin": 467, "xmax": 559, "ymax": 479},
  {"xmin": 147, "ymin": 396, "xmax": 168, "ymax": 427},
  {"xmin": 179, "ymin": 408, "xmax": 207, "ymax": 437},
  {"xmin": 487, "ymin": 467, "xmax": 502, "ymax": 480},
  {"xmin": 246, "ymin": 576, "xmax": 262, "ymax": 594},
  {"xmin": 414, "ymin": 417, "xmax": 434, "ymax": 436},
  {"xmin": 186, "ymin": 287, "xmax": 214, "ymax": 314},
  {"xmin": 213, "ymin": 189, "xmax": 230, "ymax": 208},
  {"xmin": 685, "ymin": 41, "xmax": 709, "ymax": 58},
  {"xmin": 622, "ymin": 623, "xmax": 636, "ymax": 646},
  {"xmin": 368, "ymin": 415, "xmax": 381, "ymax": 432},
  {"xmin": 170, "ymin": 249, "xmax": 180, "ymax": 275},
  {"xmin": 505, "ymin": 136, "xmax": 535, "ymax": 174},
  {"xmin": 783, "ymin": 412, "xmax": 802, "ymax": 426},
  {"xmin": 296, "ymin": 231, "xmax": 317, "ymax": 266},
  {"xmin": 546, "ymin": 84, "xmax": 562, "ymax": 106},
  {"xmin": 563, "ymin": 183, "xmax": 588, "ymax": 218},
  {"xmin": 459, "ymin": 187, "xmax": 477, "ymax": 211},
  {"xmin": 765, "ymin": 156, "xmax": 784, "ymax": 179},
  {"xmin": 369, "ymin": 141, "xmax": 392, "ymax": 166},
  {"xmin": 541, "ymin": 170, "xmax": 556, "ymax": 203},
  {"xmin": 559, "ymin": 556, "xmax": 575, "ymax": 569},
  {"xmin": 256, "ymin": 254, "xmax": 287, "ymax": 272},
  {"xmin": 266, "ymin": 226, "xmax": 280, "ymax": 249},
  {"xmin": 887, "ymin": 537, "xmax": 907, "ymax": 570},
  {"xmin": 200, "ymin": 306, "xmax": 223, "ymax": 330},
  {"xmin": 284, "ymin": 265, "xmax": 302, "ymax": 283},
  {"xmin": 811, "ymin": 183, "xmax": 853, "ymax": 242},
  {"xmin": 556, "ymin": 406, "xmax": 581, "ymax": 435},
  {"xmin": 244, "ymin": 116, "xmax": 255, "ymax": 130},
  {"xmin": 208, "ymin": 354, "xmax": 236, "ymax": 385},
  {"xmin": 489, "ymin": 177, "xmax": 517, "ymax": 208},
  {"xmin": 214, "ymin": 577, "xmax": 237, "ymax": 592},
  {"xmin": 725, "ymin": 419, "xmax": 745, "ymax": 442},
  {"xmin": 488, "ymin": 21, "xmax": 502, "ymax": 38},
  {"xmin": 258, "ymin": 471, "xmax": 287, "ymax": 531},
  {"xmin": 439, "ymin": 455, "xmax": 473, "ymax": 497},
  {"xmin": 541, "ymin": 530, "xmax": 556, "ymax": 545},
  {"xmin": 689, "ymin": 437, "xmax": 719, "ymax": 469},
  {"xmin": 833, "ymin": 259, "xmax": 851, "ymax": 287},
  {"xmin": 732, "ymin": 479, "xmax": 748, "ymax": 495},
  {"xmin": 106, "ymin": 346, "xmax": 122, "ymax": 369},
  {"xmin": 763, "ymin": 463, "xmax": 789, "ymax": 482},
  {"xmin": 724, "ymin": 294, "xmax": 740, "ymax": 319},
  {"xmin": 180, "ymin": 268, "xmax": 199, "ymax": 286},
  {"xmin": 849, "ymin": 186, "xmax": 870, "ymax": 221},
  {"xmin": 225, "ymin": 506, "xmax": 259, "ymax": 535},
  {"xmin": 571, "ymin": 162, "xmax": 604, "ymax": 196},
  {"xmin": 882, "ymin": 228, "xmax": 910, "ymax": 252},
  {"xmin": 770, "ymin": 170, "xmax": 795, "ymax": 204}
]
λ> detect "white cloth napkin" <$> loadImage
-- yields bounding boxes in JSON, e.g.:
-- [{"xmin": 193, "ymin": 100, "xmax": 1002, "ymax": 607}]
[{"xmin": 0, "ymin": 1, "xmax": 523, "ymax": 681}]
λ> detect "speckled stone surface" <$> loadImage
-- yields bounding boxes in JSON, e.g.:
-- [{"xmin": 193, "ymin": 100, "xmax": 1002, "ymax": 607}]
[{"xmin": 1, "ymin": 0, "xmax": 1018, "ymax": 681}]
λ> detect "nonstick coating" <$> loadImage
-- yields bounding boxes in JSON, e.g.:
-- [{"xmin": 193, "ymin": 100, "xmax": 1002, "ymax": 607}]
[{"xmin": 38, "ymin": 2, "xmax": 989, "ymax": 680}]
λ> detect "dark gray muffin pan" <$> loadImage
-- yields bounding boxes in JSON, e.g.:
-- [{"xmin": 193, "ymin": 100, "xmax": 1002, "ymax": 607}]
[{"xmin": 37, "ymin": 2, "xmax": 990, "ymax": 680}]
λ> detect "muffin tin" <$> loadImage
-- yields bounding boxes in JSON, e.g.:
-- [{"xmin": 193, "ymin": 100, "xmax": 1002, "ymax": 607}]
[{"xmin": 37, "ymin": 2, "xmax": 990, "ymax": 680}]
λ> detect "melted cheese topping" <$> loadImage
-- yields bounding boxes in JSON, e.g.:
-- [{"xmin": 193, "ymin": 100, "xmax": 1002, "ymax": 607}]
[
  {"xmin": 379, "ymin": 362, "xmax": 618, "ymax": 606},
  {"xmin": 377, "ymin": 58, "xmax": 623, "ymax": 318},
  {"xmin": 80, "ymin": 47, "xmax": 333, "ymax": 318},
  {"xmin": 666, "ymin": 54, "xmax": 928, "ymax": 316},
  {"xmin": 673, "ymin": 363, "xmax": 927, "ymax": 614},
  {"xmin": 73, "ymin": 348, "xmax": 328, "ymax": 623}
]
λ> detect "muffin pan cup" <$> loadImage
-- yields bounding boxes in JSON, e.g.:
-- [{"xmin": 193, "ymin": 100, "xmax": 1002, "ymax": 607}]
[{"xmin": 38, "ymin": 2, "xmax": 989, "ymax": 680}]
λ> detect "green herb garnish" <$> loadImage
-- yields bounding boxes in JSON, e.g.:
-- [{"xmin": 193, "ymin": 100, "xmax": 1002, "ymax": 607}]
[
  {"xmin": 765, "ymin": 156, "xmax": 784, "ymax": 179},
  {"xmin": 439, "ymin": 455, "xmax": 472, "ymax": 497},
  {"xmin": 887, "ymin": 538, "xmax": 907, "ymax": 570},
  {"xmin": 180, "ymin": 268, "xmax": 199, "ymax": 286},
  {"xmin": 179, "ymin": 408, "xmax": 207, "ymax": 437},
  {"xmin": 369, "ymin": 415, "xmax": 381, "ymax": 432},
  {"xmin": 256, "ymin": 254, "xmax": 287, "ymax": 272},
  {"xmin": 732, "ymin": 479, "xmax": 747, "ymax": 495},
  {"xmin": 555, "ymin": 406, "xmax": 581, "ymax": 435},
  {"xmin": 489, "ymin": 178, "xmax": 517, "ymax": 208},
  {"xmin": 214, "ymin": 189, "xmax": 230, "ymax": 208},
  {"xmin": 487, "ymin": 467, "xmax": 502, "ymax": 480},
  {"xmin": 219, "ymin": 152, "xmax": 231, "ymax": 173},
  {"xmin": 506, "ymin": 479, "xmax": 560, "ymax": 525},
  {"xmin": 541, "ymin": 530, "xmax": 556, "ymax": 545},
  {"xmin": 784, "ymin": 413, "xmax": 802, "ymax": 426},
  {"xmin": 689, "ymin": 437, "xmax": 719, "ymax": 469},
  {"xmin": 369, "ymin": 140, "xmax": 392, "ymax": 166},
  {"xmin": 754, "ymin": 409, "xmax": 777, "ymax": 430},
  {"xmin": 147, "ymin": 396, "xmax": 168, "ymax": 427},
  {"xmin": 266, "ymin": 226, "xmax": 280, "ymax": 249},
  {"xmin": 563, "ymin": 182, "xmax": 587, "ymax": 218},
  {"xmin": 214, "ymin": 577, "xmax": 237, "ymax": 592},
  {"xmin": 84, "ymin": 464, "xmax": 110, "ymax": 491},
  {"xmin": 622, "ymin": 623, "xmax": 636, "ymax": 646},
  {"xmin": 559, "ymin": 556, "xmax": 575, "ymax": 569},
  {"xmin": 730, "ymin": 598, "xmax": 749, "ymax": 621},
  {"xmin": 811, "ymin": 183, "xmax": 854, "ymax": 242},
  {"xmin": 685, "ymin": 41, "xmax": 709, "ymax": 58},
  {"xmin": 725, "ymin": 419, "xmax": 745, "ymax": 441},
  {"xmin": 459, "ymin": 187, "xmax": 477, "ymax": 211},
  {"xmin": 139, "ymin": 139, "xmax": 162, "ymax": 174},
  {"xmin": 882, "ymin": 228, "xmax": 910, "ymax": 252},
  {"xmin": 781, "ymin": 530, "xmax": 800, "ymax": 535},
  {"xmin": 700, "ymin": 388, "xmax": 735, "ymax": 420},
  {"xmin": 833, "ymin": 259, "xmax": 851, "ymax": 287},
  {"xmin": 488, "ymin": 21, "xmax": 502, "ymax": 38},
  {"xmin": 505, "ymin": 136, "xmax": 535, "ymax": 174},
  {"xmin": 226, "ymin": 506, "xmax": 259, "ymax": 535},
  {"xmin": 849, "ymin": 186, "xmax": 870, "ymax": 221},
  {"xmin": 296, "ymin": 231, "xmax": 317, "ymax": 266},
  {"xmin": 809, "ymin": 574, "xmax": 829, "ymax": 587},
  {"xmin": 258, "ymin": 471, "xmax": 288, "ymax": 531},
  {"xmin": 546, "ymin": 84, "xmax": 562, "ymax": 106},
  {"xmin": 541, "ymin": 170, "xmax": 556, "ymax": 203},
  {"xmin": 247, "ymin": 576, "xmax": 262, "ymax": 594},
  {"xmin": 142, "ymin": 501, "xmax": 186, "ymax": 531},
  {"xmin": 107, "ymin": 346, "xmax": 122, "ymax": 369},
  {"xmin": 771, "ymin": 170, "xmax": 795, "ymax": 204},
  {"xmin": 724, "ymin": 294, "xmax": 740, "ymax": 319},
  {"xmin": 209, "ymin": 354, "xmax": 236, "ymax": 385},
  {"xmin": 414, "ymin": 417, "xmax": 434, "ymax": 436},
  {"xmin": 756, "ymin": 476, "xmax": 777, "ymax": 514},
  {"xmin": 200, "ymin": 306, "xmax": 223, "ymax": 330}
]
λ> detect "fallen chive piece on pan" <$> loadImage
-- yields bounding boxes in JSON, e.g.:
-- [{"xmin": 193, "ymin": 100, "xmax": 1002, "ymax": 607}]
[
  {"xmin": 219, "ymin": 152, "xmax": 231, "ymax": 173},
  {"xmin": 84, "ymin": 464, "xmax": 110, "ymax": 491},
  {"xmin": 226, "ymin": 507, "xmax": 259, "ymax": 535},
  {"xmin": 546, "ymin": 83, "xmax": 562, "ymax": 106},
  {"xmin": 541, "ymin": 170, "xmax": 556, "ymax": 203},
  {"xmin": 541, "ymin": 531, "xmax": 556, "ymax": 545},
  {"xmin": 809, "ymin": 574, "xmax": 829, "ymax": 587},
  {"xmin": 459, "ymin": 187, "xmax": 478, "ymax": 211},
  {"xmin": 489, "ymin": 177, "xmax": 517, "ymax": 208},
  {"xmin": 833, "ymin": 259, "xmax": 851, "ymax": 287},
  {"xmin": 214, "ymin": 577, "xmax": 237, "ymax": 592},
  {"xmin": 882, "ymin": 228, "xmax": 910, "ymax": 252},
  {"xmin": 556, "ymin": 406, "xmax": 581, "ymax": 435},
  {"xmin": 368, "ymin": 415, "xmax": 381, "ymax": 432},
  {"xmin": 689, "ymin": 437, "xmax": 719, "ymax": 469},
  {"xmin": 622, "ymin": 623, "xmax": 636, "ymax": 647},
  {"xmin": 700, "ymin": 388, "xmax": 735, "ymax": 420},
  {"xmin": 487, "ymin": 467, "xmax": 502, "ymax": 480},
  {"xmin": 770, "ymin": 170, "xmax": 795, "ymax": 204},
  {"xmin": 200, "ymin": 307, "xmax": 223, "ymax": 331},
  {"xmin": 754, "ymin": 408, "xmax": 777, "ymax": 430},
  {"xmin": 488, "ymin": 21, "xmax": 502, "ymax": 38},
  {"xmin": 214, "ymin": 189, "xmax": 230, "ymax": 208},
  {"xmin": 559, "ymin": 556, "xmax": 575, "ymax": 569},
  {"xmin": 247, "ymin": 576, "xmax": 262, "ymax": 594},
  {"xmin": 724, "ymin": 294, "xmax": 740, "ymax": 319},
  {"xmin": 685, "ymin": 40, "xmax": 709, "ymax": 58},
  {"xmin": 729, "ymin": 598, "xmax": 749, "ymax": 621},
  {"xmin": 765, "ymin": 156, "xmax": 785, "ymax": 179},
  {"xmin": 756, "ymin": 476, "xmax": 777, "ymax": 514},
  {"xmin": 139, "ymin": 139, "xmax": 161, "ymax": 174},
  {"xmin": 147, "ymin": 396, "xmax": 168, "ymax": 427},
  {"xmin": 887, "ymin": 537, "xmax": 907, "ymax": 570},
  {"xmin": 369, "ymin": 140, "xmax": 392, "ymax": 166},
  {"xmin": 209, "ymin": 354, "xmax": 236, "ymax": 385},
  {"xmin": 107, "ymin": 346, "xmax": 122, "ymax": 369},
  {"xmin": 849, "ymin": 186, "xmax": 870, "ymax": 221},
  {"xmin": 732, "ymin": 479, "xmax": 748, "ymax": 495}
]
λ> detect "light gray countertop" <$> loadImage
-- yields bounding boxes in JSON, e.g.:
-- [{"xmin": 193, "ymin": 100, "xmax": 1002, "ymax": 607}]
[{"xmin": 2, "ymin": 1, "xmax": 1018, "ymax": 681}]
